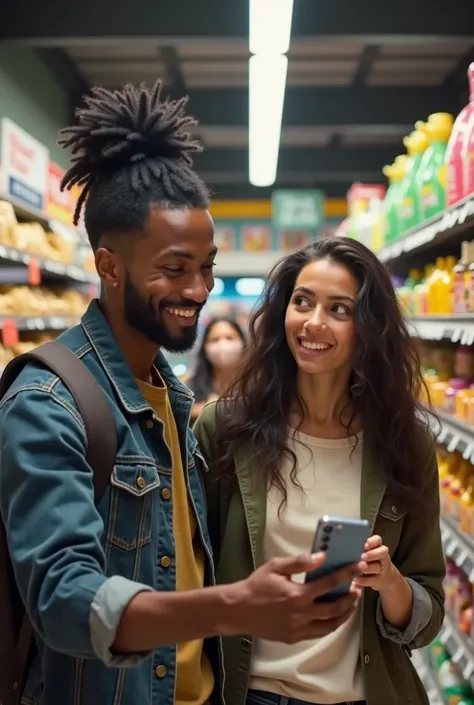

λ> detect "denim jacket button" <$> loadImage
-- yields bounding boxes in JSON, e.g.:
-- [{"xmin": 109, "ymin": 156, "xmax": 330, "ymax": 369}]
[
  {"xmin": 155, "ymin": 665, "xmax": 167, "ymax": 678},
  {"xmin": 136, "ymin": 476, "xmax": 147, "ymax": 490},
  {"xmin": 161, "ymin": 488, "xmax": 172, "ymax": 500},
  {"xmin": 145, "ymin": 419, "xmax": 154, "ymax": 430},
  {"xmin": 160, "ymin": 555, "xmax": 172, "ymax": 568}
]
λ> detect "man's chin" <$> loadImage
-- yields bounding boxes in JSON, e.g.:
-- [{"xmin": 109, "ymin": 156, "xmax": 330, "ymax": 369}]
[{"xmin": 160, "ymin": 326, "xmax": 199, "ymax": 353}]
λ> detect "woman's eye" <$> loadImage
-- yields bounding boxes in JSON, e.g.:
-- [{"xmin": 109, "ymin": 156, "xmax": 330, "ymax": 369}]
[
  {"xmin": 294, "ymin": 296, "xmax": 310, "ymax": 307},
  {"xmin": 333, "ymin": 303, "xmax": 350, "ymax": 315}
]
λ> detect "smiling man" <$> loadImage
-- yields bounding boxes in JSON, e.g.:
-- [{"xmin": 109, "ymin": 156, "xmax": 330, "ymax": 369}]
[{"xmin": 0, "ymin": 80, "xmax": 363, "ymax": 705}]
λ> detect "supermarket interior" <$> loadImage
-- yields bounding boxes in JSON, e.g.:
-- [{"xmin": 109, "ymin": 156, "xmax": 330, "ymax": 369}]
[{"xmin": 2, "ymin": 2, "xmax": 474, "ymax": 703}]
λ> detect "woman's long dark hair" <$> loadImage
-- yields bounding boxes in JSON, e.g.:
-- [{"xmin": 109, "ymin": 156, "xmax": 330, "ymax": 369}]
[
  {"xmin": 187, "ymin": 316, "xmax": 247, "ymax": 402},
  {"xmin": 215, "ymin": 236, "xmax": 434, "ymax": 522}
]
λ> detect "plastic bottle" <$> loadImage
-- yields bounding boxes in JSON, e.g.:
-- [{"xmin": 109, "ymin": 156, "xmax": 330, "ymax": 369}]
[
  {"xmin": 418, "ymin": 113, "xmax": 455, "ymax": 220},
  {"xmin": 413, "ymin": 264, "xmax": 434, "ymax": 315},
  {"xmin": 446, "ymin": 64, "xmax": 474, "ymax": 206},
  {"xmin": 382, "ymin": 156, "xmax": 408, "ymax": 242},
  {"xmin": 436, "ymin": 255, "xmax": 456, "ymax": 314},
  {"xmin": 438, "ymin": 655, "xmax": 474, "ymax": 704},
  {"xmin": 460, "ymin": 472, "xmax": 474, "ymax": 535},
  {"xmin": 462, "ymin": 63, "xmax": 474, "ymax": 199},
  {"xmin": 468, "ymin": 241, "xmax": 474, "ymax": 312},
  {"xmin": 399, "ymin": 130, "xmax": 429, "ymax": 231},
  {"xmin": 454, "ymin": 241, "xmax": 471, "ymax": 313},
  {"xmin": 427, "ymin": 257, "xmax": 446, "ymax": 313}
]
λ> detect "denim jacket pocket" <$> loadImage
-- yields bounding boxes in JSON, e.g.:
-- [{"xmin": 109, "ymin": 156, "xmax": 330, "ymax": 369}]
[{"xmin": 106, "ymin": 462, "xmax": 160, "ymax": 553}]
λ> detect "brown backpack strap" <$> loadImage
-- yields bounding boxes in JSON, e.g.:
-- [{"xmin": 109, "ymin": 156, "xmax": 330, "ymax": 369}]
[
  {"xmin": 0, "ymin": 341, "xmax": 117, "ymax": 704},
  {"xmin": 1, "ymin": 341, "xmax": 117, "ymax": 501}
]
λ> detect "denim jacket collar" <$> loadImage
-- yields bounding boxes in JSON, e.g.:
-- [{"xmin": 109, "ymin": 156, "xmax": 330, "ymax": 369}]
[{"xmin": 81, "ymin": 299, "xmax": 193, "ymax": 415}]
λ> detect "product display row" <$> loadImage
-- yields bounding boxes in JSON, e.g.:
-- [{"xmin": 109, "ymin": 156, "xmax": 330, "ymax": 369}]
[{"xmin": 343, "ymin": 62, "xmax": 474, "ymax": 259}]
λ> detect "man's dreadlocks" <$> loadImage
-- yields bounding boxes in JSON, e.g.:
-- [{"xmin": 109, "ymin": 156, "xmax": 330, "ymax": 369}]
[{"xmin": 59, "ymin": 80, "xmax": 210, "ymax": 250}]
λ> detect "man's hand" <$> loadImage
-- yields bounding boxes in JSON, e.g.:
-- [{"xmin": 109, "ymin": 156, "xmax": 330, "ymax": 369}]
[{"xmin": 223, "ymin": 553, "xmax": 362, "ymax": 643}]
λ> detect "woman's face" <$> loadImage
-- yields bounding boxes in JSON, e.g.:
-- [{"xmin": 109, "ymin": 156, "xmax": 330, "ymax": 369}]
[
  {"xmin": 204, "ymin": 321, "xmax": 244, "ymax": 369},
  {"xmin": 285, "ymin": 257, "xmax": 358, "ymax": 377}
]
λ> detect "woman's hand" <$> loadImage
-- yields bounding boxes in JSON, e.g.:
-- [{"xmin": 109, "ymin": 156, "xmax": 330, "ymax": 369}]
[{"xmin": 355, "ymin": 534, "xmax": 399, "ymax": 593}]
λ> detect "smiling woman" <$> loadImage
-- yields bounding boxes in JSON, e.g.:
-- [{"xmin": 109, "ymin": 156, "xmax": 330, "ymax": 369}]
[{"xmin": 193, "ymin": 236, "xmax": 446, "ymax": 705}]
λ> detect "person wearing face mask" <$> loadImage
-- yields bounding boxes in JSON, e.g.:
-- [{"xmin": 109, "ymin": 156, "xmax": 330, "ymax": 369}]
[{"xmin": 187, "ymin": 316, "xmax": 246, "ymax": 422}]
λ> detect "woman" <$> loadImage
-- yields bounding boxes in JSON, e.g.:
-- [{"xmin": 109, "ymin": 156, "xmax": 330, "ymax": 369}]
[
  {"xmin": 187, "ymin": 316, "xmax": 246, "ymax": 421},
  {"xmin": 194, "ymin": 237, "xmax": 445, "ymax": 705}
]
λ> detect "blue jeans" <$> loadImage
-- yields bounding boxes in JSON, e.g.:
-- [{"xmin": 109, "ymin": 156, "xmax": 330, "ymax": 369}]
[{"xmin": 246, "ymin": 690, "xmax": 366, "ymax": 705}]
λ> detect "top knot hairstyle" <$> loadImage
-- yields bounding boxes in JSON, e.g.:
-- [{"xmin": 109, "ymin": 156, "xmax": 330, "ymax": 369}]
[{"xmin": 59, "ymin": 79, "xmax": 210, "ymax": 250}]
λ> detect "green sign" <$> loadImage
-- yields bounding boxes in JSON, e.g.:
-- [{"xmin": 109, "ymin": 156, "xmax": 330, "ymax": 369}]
[{"xmin": 272, "ymin": 189, "xmax": 325, "ymax": 230}]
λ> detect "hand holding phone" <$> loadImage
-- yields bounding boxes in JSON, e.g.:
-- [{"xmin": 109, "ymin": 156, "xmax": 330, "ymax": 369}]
[{"xmin": 305, "ymin": 516, "xmax": 371, "ymax": 602}]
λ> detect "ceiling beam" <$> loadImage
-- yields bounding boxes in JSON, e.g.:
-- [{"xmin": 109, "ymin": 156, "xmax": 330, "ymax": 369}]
[
  {"xmin": 207, "ymin": 182, "xmax": 353, "ymax": 201},
  {"xmin": 195, "ymin": 146, "xmax": 397, "ymax": 175},
  {"xmin": 186, "ymin": 86, "xmax": 454, "ymax": 127},
  {"xmin": 160, "ymin": 46, "xmax": 187, "ymax": 99},
  {"xmin": 2, "ymin": 0, "xmax": 474, "ymax": 42},
  {"xmin": 35, "ymin": 48, "xmax": 90, "ymax": 114}
]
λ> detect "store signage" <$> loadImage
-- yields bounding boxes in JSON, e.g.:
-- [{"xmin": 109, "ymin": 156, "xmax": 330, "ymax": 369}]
[
  {"xmin": 0, "ymin": 118, "xmax": 49, "ymax": 211},
  {"xmin": 46, "ymin": 161, "xmax": 76, "ymax": 225},
  {"xmin": 272, "ymin": 189, "xmax": 325, "ymax": 231}
]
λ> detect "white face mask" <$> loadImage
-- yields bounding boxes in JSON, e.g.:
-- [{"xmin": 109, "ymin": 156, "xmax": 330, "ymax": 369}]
[{"xmin": 205, "ymin": 339, "xmax": 244, "ymax": 369}]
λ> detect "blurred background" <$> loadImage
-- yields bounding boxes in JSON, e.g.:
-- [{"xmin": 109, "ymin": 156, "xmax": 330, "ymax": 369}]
[{"xmin": 2, "ymin": 5, "xmax": 474, "ymax": 701}]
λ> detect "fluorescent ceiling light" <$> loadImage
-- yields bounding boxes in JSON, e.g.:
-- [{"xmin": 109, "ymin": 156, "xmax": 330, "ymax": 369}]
[
  {"xmin": 235, "ymin": 277, "xmax": 265, "ymax": 296},
  {"xmin": 249, "ymin": 0, "xmax": 294, "ymax": 55},
  {"xmin": 249, "ymin": 54, "xmax": 288, "ymax": 187}
]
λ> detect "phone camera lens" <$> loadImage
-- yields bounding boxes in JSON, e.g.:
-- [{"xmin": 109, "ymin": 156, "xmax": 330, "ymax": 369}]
[
  {"xmin": 320, "ymin": 541, "xmax": 329, "ymax": 551},
  {"xmin": 324, "ymin": 525, "xmax": 333, "ymax": 534}
]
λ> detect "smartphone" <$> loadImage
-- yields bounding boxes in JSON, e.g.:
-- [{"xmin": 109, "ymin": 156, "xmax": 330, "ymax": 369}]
[{"xmin": 305, "ymin": 515, "xmax": 371, "ymax": 602}]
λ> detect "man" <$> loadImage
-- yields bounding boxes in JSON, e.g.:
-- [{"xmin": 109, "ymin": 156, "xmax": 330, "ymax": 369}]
[{"xmin": 0, "ymin": 81, "xmax": 360, "ymax": 705}]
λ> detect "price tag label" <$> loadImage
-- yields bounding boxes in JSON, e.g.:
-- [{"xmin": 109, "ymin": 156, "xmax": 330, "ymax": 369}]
[
  {"xmin": 28, "ymin": 259, "xmax": 41, "ymax": 286},
  {"xmin": 463, "ymin": 443, "xmax": 473, "ymax": 460},
  {"xmin": 1, "ymin": 319, "xmax": 19, "ymax": 347}
]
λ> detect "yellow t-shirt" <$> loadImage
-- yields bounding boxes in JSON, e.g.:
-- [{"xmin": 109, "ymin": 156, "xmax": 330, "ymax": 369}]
[{"xmin": 136, "ymin": 375, "xmax": 214, "ymax": 705}]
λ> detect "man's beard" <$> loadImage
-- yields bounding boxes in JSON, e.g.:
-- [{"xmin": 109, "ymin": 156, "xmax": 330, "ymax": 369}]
[{"xmin": 123, "ymin": 271, "xmax": 202, "ymax": 352}]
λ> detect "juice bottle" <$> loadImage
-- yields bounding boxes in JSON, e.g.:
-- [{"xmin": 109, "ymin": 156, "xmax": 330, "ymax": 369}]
[
  {"xmin": 413, "ymin": 264, "xmax": 434, "ymax": 315},
  {"xmin": 460, "ymin": 471, "xmax": 474, "ymax": 535},
  {"xmin": 446, "ymin": 63, "xmax": 474, "ymax": 205},
  {"xmin": 450, "ymin": 459, "xmax": 473, "ymax": 521},
  {"xmin": 436, "ymin": 255, "xmax": 456, "ymax": 314},
  {"xmin": 453, "ymin": 241, "xmax": 471, "ymax": 313},
  {"xmin": 418, "ymin": 113, "xmax": 455, "ymax": 220},
  {"xmin": 440, "ymin": 451, "xmax": 462, "ymax": 514},
  {"xmin": 427, "ymin": 257, "xmax": 446, "ymax": 313},
  {"xmin": 462, "ymin": 63, "xmax": 474, "ymax": 199},
  {"xmin": 399, "ymin": 129, "xmax": 429, "ymax": 231}
]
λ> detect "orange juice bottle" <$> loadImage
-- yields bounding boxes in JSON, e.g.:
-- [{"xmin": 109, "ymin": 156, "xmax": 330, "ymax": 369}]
[
  {"xmin": 450, "ymin": 459, "xmax": 472, "ymax": 521},
  {"xmin": 460, "ymin": 471, "xmax": 474, "ymax": 535},
  {"xmin": 440, "ymin": 450, "xmax": 461, "ymax": 514},
  {"xmin": 427, "ymin": 257, "xmax": 446, "ymax": 314}
]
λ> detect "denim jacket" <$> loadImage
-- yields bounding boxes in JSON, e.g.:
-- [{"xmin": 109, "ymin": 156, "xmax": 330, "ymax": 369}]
[{"xmin": 0, "ymin": 300, "xmax": 220, "ymax": 705}]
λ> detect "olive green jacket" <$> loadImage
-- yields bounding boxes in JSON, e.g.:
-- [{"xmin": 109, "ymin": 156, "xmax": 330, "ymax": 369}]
[{"xmin": 194, "ymin": 402, "xmax": 446, "ymax": 705}]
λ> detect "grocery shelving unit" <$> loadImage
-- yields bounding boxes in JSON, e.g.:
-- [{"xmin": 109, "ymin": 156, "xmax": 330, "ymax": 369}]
[
  {"xmin": 378, "ymin": 187, "xmax": 474, "ymax": 701},
  {"xmin": 378, "ymin": 192, "xmax": 474, "ymax": 265},
  {"xmin": 0, "ymin": 195, "xmax": 97, "ymax": 358}
]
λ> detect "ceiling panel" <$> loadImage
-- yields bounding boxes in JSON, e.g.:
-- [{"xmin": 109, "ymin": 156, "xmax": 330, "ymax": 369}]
[
  {"xmin": 78, "ymin": 60, "xmax": 164, "ymax": 75},
  {"xmin": 372, "ymin": 57, "xmax": 457, "ymax": 73},
  {"xmin": 379, "ymin": 41, "xmax": 471, "ymax": 57},
  {"xmin": 340, "ymin": 133, "xmax": 404, "ymax": 146},
  {"xmin": 290, "ymin": 38, "xmax": 364, "ymax": 57},
  {"xmin": 287, "ymin": 74, "xmax": 353, "ymax": 86},
  {"xmin": 289, "ymin": 59, "xmax": 358, "ymax": 74},
  {"xmin": 176, "ymin": 39, "xmax": 248, "ymax": 58},
  {"xmin": 367, "ymin": 73, "xmax": 445, "ymax": 86},
  {"xmin": 67, "ymin": 44, "xmax": 160, "ymax": 60},
  {"xmin": 182, "ymin": 60, "xmax": 247, "ymax": 76}
]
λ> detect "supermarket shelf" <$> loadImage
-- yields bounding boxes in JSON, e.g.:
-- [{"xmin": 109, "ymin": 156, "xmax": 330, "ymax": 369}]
[
  {"xmin": 433, "ymin": 410, "xmax": 474, "ymax": 462},
  {"xmin": 0, "ymin": 190, "xmax": 49, "ymax": 227},
  {"xmin": 408, "ymin": 315, "xmax": 474, "ymax": 344},
  {"xmin": 412, "ymin": 649, "xmax": 445, "ymax": 705},
  {"xmin": 378, "ymin": 193, "xmax": 474, "ymax": 265},
  {"xmin": 215, "ymin": 251, "xmax": 286, "ymax": 277},
  {"xmin": 0, "ymin": 316, "xmax": 80, "ymax": 333},
  {"xmin": 441, "ymin": 515, "xmax": 474, "ymax": 582},
  {"xmin": 0, "ymin": 243, "xmax": 97, "ymax": 284},
  {"xmin": 441, "ymin": 610, "xmax": 474, "ymax": 689}
]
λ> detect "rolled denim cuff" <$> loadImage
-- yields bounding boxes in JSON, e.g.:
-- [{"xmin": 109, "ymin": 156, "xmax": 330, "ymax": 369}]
[{"xmin": 90, "ymin": 575, "xmax": 154, "ymax": 666}]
